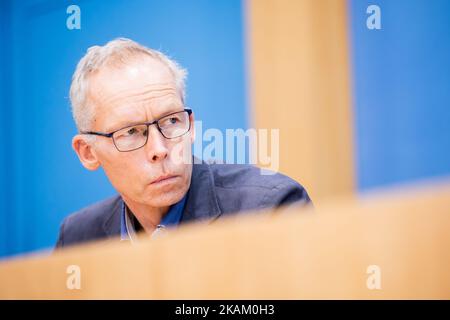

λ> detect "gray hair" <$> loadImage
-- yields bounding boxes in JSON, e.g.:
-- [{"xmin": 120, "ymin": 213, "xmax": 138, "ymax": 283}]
[{"xmin": 70, "ymin": 38, "xmax": 188, "ymax": 132}]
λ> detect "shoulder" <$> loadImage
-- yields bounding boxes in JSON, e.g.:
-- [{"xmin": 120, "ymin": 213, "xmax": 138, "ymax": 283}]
[
  {"xmin": 56, "ymin": 195, "xmax": 121, "ymax": 248},
  {"xmin": 208, "ymin": 162, "xmax": 301, "ymax": 189},
  {"xmin": 206, "ymin": 162, "xmax": 311, "ymax": 213}
]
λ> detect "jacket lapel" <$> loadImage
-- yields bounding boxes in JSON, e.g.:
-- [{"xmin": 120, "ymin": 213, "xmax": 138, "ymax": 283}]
[
  {"xmin": 181, "ymin": 160, "xmax": 222, "ymax": 223},
  {"xmin": 102, "ymin": 195, "xmax": 122, "ymax": 237}
]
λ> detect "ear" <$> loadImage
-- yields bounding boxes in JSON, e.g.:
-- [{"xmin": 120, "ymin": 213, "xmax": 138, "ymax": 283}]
[
  {"xmin": 189, "ymin": 112, "xmax": 195, "ymax": 144},
  {"xmin": 72, "ymin": 135, "xmax": 101, "ymax": 171}
]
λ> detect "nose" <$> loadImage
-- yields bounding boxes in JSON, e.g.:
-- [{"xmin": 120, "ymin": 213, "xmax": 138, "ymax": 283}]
[{"xmin": 144, "ymin": 124, "xmax": 168, "ymax": 163}]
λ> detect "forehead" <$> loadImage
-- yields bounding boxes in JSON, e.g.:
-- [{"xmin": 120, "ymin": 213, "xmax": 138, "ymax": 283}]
[{"xmin": 87, "ymin": 56, "xmax": 183, "ymax": 130}]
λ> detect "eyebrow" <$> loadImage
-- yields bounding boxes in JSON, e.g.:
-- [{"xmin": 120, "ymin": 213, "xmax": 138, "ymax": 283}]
[{"xmin": 105, "ymin": 106, "xmax": 185, "ymax": 133}]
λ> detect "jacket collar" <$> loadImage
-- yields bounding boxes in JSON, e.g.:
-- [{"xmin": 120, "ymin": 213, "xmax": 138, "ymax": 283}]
[
  {"xmin": 102, "ymin": 158, "xmax": 222, "ymax": 236},
  {"xmin": 102, "ymin": 195, "xmax": 122, "ymax": 237},
  {"xmin": 181, "ymin": 158, "xmax": 222, "ymax": 223}
]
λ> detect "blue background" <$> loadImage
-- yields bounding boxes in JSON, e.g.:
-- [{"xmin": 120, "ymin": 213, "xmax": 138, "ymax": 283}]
[
  {"xmin": 1, "ymin": 0, "xmax": 450, "ymax": 258},
  {"xmin": 349, "ymin": 0, "xmax": 450, "ymax": 190},
  {"xmin": 0, "ymin": 0, "xmax": 247, "ymax": 258}
]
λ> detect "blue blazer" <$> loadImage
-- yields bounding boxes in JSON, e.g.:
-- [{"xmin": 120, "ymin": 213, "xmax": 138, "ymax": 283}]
[{"xmin": 55, "ymin": 161, "xmax": 311, "ymax": 248}]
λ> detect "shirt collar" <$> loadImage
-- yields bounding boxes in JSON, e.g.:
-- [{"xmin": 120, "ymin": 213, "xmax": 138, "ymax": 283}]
[{"xmin": 120, "ymin": 194, "xmax": 187, "ymax": 242}]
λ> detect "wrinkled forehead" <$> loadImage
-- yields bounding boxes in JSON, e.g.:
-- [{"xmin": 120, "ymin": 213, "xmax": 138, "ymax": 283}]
[
  {"xmin": 86, "ymin": 57, "xmax": 183, "ymax": 129},
  {"xmin": 88, "ymin": 56, "xmax": 180, "ymax": 106}
]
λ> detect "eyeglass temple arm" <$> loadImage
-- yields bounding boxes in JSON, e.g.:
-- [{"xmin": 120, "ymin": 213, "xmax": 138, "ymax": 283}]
[{"xmin": 80, "ymin": 131, "xmax": 114, "ymax": 138}]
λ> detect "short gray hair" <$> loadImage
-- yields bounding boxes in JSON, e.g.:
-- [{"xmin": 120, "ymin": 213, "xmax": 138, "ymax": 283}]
[{"xmin": 70, "ymin": 38, "xmax": 188, "ymax": 132}]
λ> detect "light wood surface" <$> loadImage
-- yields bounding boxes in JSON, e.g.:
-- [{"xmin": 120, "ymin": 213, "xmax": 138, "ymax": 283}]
[
  {"xmin": 247, "ymin": 0, "xmax": 355, "ymax": 201},
  {"xmin": 0, "ymin": 179, "xmax": 449, "ymax": 299}
]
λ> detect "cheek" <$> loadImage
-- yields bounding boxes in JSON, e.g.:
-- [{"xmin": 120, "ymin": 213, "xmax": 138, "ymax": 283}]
[
  {"xmin": 167, "ymin": 135, "xmax": 193, "ymax": 164},
  {"xmin": 98, "ymin": 151, "xmax": 146, "ymax": 188},
  {"xmin": 181, "ymin": 163, "xmax": 193, "ymax": 186}
]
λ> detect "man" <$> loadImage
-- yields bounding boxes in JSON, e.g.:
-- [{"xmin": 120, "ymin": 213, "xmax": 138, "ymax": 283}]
[{"xmin": 56, "ymin": 38, "xmax": 311, "ymax": 248}]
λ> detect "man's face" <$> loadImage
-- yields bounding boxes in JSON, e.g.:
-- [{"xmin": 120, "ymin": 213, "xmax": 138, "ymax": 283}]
[{"xmin": 84, "ymin": 56, "xmax": 194, "ymax": 208}]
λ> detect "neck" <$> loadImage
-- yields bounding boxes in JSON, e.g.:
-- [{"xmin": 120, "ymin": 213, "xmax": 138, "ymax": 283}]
[{"xmin": 122, "ymin": 196, "xmax": 169, "ymax": 234}]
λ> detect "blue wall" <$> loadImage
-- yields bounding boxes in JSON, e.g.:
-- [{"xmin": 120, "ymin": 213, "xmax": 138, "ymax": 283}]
[
  {"xmin": 0, "ymin": 0, "xmax": 247, "ymax": 258},
  {"xmin": 3, "ymin": 0, "xmax": 450, "ymax": 259},
  {"xmin": 349, "ymin": 0, "xmax": 450, "ymax": 190}
]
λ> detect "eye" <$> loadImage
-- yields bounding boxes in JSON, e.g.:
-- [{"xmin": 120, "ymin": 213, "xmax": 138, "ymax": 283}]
[
  {"xmin": 126, "ymin": 127, "xmax": 137, "ymax": 135},
  {"xmin": 168, "ymin": 117, "xmax": 179, "ymax": 124},
  {"xmin": 158, "ymin": 114, "xmax": 183, "ymax": 128}
]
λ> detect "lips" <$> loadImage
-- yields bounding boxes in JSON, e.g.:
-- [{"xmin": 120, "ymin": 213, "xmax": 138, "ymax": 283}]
[{"xmin": 150, "ymin": 174, "xmax": 178, "ymax": 185}]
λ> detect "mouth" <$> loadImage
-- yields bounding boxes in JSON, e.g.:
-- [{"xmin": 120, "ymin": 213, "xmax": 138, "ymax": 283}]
[{"xmin": 150, "ymin": 174, "xmax": 179, "ymax": 185}]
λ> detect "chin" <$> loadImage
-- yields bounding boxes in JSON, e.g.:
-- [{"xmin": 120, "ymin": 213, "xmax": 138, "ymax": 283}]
[{"xmin": 144, "ymin": 185, "xmax": 187, "ymax": 207}]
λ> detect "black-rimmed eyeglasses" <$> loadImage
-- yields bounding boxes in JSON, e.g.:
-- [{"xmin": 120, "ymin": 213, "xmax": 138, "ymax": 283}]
[{"xmin": 81, "ymin": 108, "xmax": 193, "ymax": 152}]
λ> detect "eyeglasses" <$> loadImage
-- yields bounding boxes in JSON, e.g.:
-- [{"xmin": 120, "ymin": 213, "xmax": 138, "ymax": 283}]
[{"xmin": 81, "ymin": 108, "xmax": 193, "ymax": 152}]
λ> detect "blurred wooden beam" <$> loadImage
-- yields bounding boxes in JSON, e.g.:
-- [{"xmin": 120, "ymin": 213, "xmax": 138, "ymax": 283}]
[
  {"xmin": 246, "ymin": 0, "xmax": 355, "ymax": 201},
  {"xmin": 0, "ymin": 180, "xmax": 449, "ymax": 299}
]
